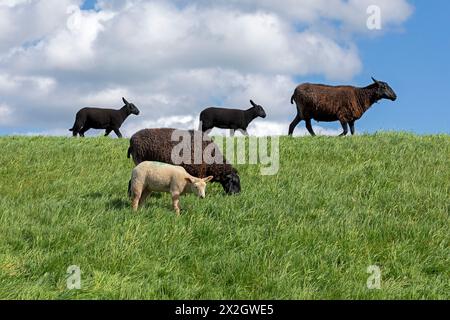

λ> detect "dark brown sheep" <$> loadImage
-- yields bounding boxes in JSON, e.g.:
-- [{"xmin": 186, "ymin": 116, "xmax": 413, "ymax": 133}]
[
  {"xmin": 127, "ymin": 128, "xmax": 241, "ymax": 194},
  {"xmin": 288, "ymin": 78, "xmax": 397, "ymax": 136}
]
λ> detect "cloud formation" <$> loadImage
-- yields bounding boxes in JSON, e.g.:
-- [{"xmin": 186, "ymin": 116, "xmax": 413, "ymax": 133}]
[{"xmin": 0, "ymin": 0, "xmax": 413, "ymax": 136}]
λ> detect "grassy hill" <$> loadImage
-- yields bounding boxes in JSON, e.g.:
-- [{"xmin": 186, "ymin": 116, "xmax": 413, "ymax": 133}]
[{"xmin": 0, "ymin": 133, "xmax": 448, "ymax": 299}]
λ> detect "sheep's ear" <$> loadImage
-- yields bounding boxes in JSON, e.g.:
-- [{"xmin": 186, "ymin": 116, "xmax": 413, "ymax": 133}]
[
  {"xmin": 122, "ymin": 97, "xmax": 129, "ymax": 105},
  {"xmin": 250, "ymin": 100, "xmax": 256, "ymax": 107},
  {"xmin": 185, "ymin": 177, "xmax": 195, "ymax": 184},
  {"xmin": 203, "ymin": 176, "xmax": 214, "ymax": 183},
  {"xmin": 371, "ymin": 77, "xmax": 379, "ymax": 84}
]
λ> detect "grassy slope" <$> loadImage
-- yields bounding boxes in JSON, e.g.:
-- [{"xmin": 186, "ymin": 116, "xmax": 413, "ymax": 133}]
[{"xmin": 0, "ymin": 133, "xmax": 448, "ymax": 300}]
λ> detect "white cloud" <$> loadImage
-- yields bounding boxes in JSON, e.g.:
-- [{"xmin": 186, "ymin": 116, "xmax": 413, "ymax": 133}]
[
  {"xmin": 0, "ymin": 0, "xmax": 30, "ymax": 8},
  {"xmin": 0, "ymin": 0, "xmax": 81, "ymax": 52},
  {"xmin": 0, "ymin": 103, "xmax": 13, "ymax": 125},
  {"xmin": 0, "ymin": 73, "xmax": 55, "ymax": 94},
  {"xmin": 87, "ymin": 3, "xmax": 362, "ymax": 79},
  {"xmin": 172, "ymin": 0, "xmax": 413, "ymax": 32},
  {"xmin": 80, "ymin": 87, "xmax": 130, "ymax": 106},
  {"xmin": 12, "ymin": 128, "xmax": 71, "ymax": 137},
  {"xmin": 43, "ymin": 6, "xmax": 115, "ymax": 69},
  {"xmin": 0, "ymin": 0, "xmax": 413, "ymax": 135},
  {"xmin": 122, "ymin": 115, "xmax": 197, "ymax": 138},
  {"xmin": 248, "ymin": 120, "xmax": 341, "ymax": 137}
]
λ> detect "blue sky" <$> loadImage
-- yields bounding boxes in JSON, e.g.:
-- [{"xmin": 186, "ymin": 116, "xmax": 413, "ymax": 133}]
[
  {"xmin": 352, "ymin": 0, "xmax": 450, "ymax": 133},
  {"xmin": 81, "ymin": 0, "xmax": 96, "ymax": 10},
  {"xmin": 0, "ymin": 0, "xmax": 448, "ymax": 136}
]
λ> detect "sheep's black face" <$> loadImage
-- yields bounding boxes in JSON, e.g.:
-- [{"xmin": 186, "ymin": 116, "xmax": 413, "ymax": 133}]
[
  {"xmin": 221, "ymin": 172, "xmax": 241, "ymax": 195},
  {"xmin": 122, "ymin": 97, "xmax": 140, "ymax": 115},
  {"xmin": 250, "ymin": 100, "xmax": 267, "ymax": 118},
  {"xmin": 373, "ymin": 78, "xmax": 397, "ymax": 101},
  {"xmin": 257, "ymin": 106, "xmax": 267, "ymax": 118},
  {"xmin": 129, "ymin": 104, "xmax": 140, "ymax": 115}
]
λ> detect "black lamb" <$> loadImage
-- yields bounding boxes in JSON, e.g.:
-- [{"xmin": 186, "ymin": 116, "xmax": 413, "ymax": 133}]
[
  {"xmin": 199, "ymin": 100, "xmax": 267, "ymax": 136},
  {"xmin": 69, "ymin": 97, "xmax": 140, "ymax": 138},
  {"xmin": 127, "ymin": 128, "xmax": 241, "ymax": 195}
]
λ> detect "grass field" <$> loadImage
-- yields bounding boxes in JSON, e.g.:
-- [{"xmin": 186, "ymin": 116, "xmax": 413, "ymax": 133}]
[{"xmin": 0, "ymin": 133, "xmax": 448, "ymax": 299}]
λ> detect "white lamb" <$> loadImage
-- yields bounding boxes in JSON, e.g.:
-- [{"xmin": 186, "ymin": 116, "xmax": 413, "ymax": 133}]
[{"xmin": 128, "ymin": 161, "xmax": 213, "ymax": 215}]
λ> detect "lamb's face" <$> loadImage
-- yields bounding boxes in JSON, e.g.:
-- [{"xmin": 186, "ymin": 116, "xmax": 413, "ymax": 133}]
[
  {"xmin": 256, "ymin": 105, "xmax": 267, "ymax": 118},
  {"xmin": 192, "ymin": 180, "xmax": 207, "ymax": 198},
  {"xmin": 130, "ymin": 104, "xmax": 140, "ymax": 115},
  {"xmin": 187, "ymin": 176, "xmax": 214, "ymax": 199},
  {"xmin": 122, "ymin": 97, "xmax": 141, "ymax": 115},
  {"xmin": 250, "ymin": 100, "xmax": 267, "ymax": 118}
]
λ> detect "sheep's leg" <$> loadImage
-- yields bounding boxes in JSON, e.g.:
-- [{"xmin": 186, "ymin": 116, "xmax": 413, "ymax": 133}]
[
  {"xmin": 113, "ymin": 129, "xmax": 123, "ymax": 138},
  {"xmin": 349, "ymin": 121, "xmax": 356, "ymax": 135},
  {"xmin": 201, "ymin": 123, "xmax": 213, "ymax": 133},
  {"xmin": 131, "ymin": 191, "xmax": 141, "ymax": 212},
  {"xmin": 138, "ymin": 189, "xmax": 151, "ymax": 208},
  {"xmin": 239, "ymin": 129, "xmax": 249, "ymax": 136},
  {"xmin": 172, "ymin": 193, "xmax": 181, "ymax": 216},
  {"xmin": 239, "ymin": 129, "xmax": 248, "ymax": 136},
  {"xmin": 288, "ymin": 114, "xmax": 302, "ymax": 136},
  {"xmin": 305, "ymin": 119, "xmax": 316, "ymax": 136},
  {"xmin": 79, "ymin": 127, "xmax": 90, "ymax": 138},
  {"xmin": 71, "ymin": 120, "xmax": 83, "ymax": 137},
  {"xmin": 104, "ymin": 129, "xmax": 112, "ymax": 137},
  {"xmin": 339, "ymin": 121, "xmax": 349, "ymax": 136}
]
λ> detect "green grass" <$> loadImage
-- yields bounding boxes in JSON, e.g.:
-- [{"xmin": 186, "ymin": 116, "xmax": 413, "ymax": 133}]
[{"xmin": 0, "ymin": 133, "xmax": 449, "ymax": 299}]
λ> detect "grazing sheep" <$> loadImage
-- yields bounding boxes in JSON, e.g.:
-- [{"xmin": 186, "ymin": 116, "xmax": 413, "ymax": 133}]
[
  {"xmin": 127, "ymin": 128, "xmax": 241, "ymax": 195},
  {"xmin": 69, "ymin": 97, "xmax": 140, "ymax": 138},
  {"xmin": 128, "ymin": 161, "xmax": 213, "ymax": 215},
  {"xmin": 199, "ymin": 100, "xmax": 267, "ymax": 136},
  {"xmin": 289, "ymin": 78, "xmax": 397, "ymax": 136}
]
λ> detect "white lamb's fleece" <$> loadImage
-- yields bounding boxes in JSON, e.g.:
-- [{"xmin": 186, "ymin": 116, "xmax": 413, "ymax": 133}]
[{"xmin": 129, "ymin": 161, "xmax": 213, "ymax": 215}]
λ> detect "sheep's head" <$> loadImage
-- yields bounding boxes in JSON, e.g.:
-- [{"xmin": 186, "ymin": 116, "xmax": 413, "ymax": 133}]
[
  {"xmin": 372, "ymin": 78, "xmax": 397, "ymax": 101},
  {"xmin": 250, "ymin": 100, "xmax": 267, "ymax": 118},
  {"xmin": 122, "ymin": 97, "xmax": 141, "ymax": 115},
  {"xmin": 220, "ymin": 171, "xmax": 241, "ymax": 195},
  {"xmin": 186, "ymin": 176, "xmax": 214, "ymax": 199}
]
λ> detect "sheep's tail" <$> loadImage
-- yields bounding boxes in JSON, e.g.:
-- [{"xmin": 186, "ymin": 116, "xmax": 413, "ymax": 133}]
[
  {"xmin": 290, "ymin": 93, "xmax": 295, "ymax": 105},
  {"xmin": 69, "ymin": 127, "xmax": 74, "ymax": 132},
  {"xmin": 127, "ymin": 146, "xmax": 132, "ymax": 159},
  {"xmin": 127, "ymin": 179, "xmax": 132, "ymax": 198}
]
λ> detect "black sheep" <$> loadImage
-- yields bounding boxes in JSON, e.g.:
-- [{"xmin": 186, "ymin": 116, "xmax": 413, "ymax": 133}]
[
  {"xmin": 127, "ymin": 128, "xmax": 241, "ymax": 195},
  {"xmin": 199, "ymin": 100, "xmax": 267, "ymax": 136},
  {"xmin": 69, "ymin": 97, "xmax": 140, "ymax": 138}
]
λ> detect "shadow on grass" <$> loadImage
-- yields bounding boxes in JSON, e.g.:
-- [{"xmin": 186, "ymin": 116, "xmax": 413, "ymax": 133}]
[
  {"xmin": 107, "ymin": 194, "xmax": 164, "ymax": 211},
  {"xmin": 84, "ymin": 192, "xmax": 104, "ymax": 199},
  {"xmin": 107, "ymin": 198, "xmax": 129, "ymax": 210}
]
